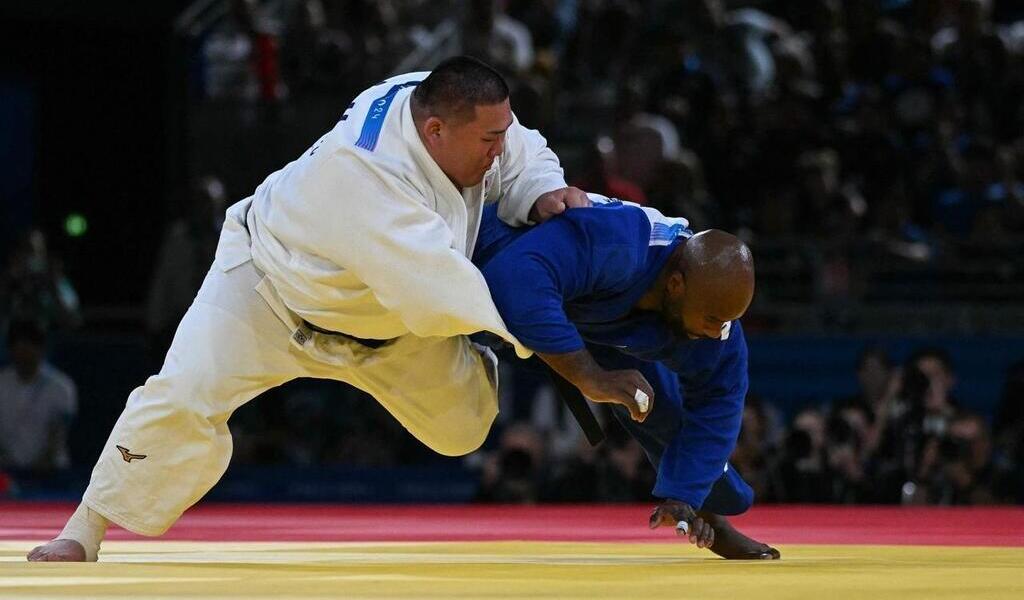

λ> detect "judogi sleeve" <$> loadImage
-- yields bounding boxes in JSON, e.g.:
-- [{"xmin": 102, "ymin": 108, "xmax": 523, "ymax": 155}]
[
  {"xmin": 654, "ymin": 322, "xmax": 749, "ymax": 508},
  {"xmin": 495, "ymin": 115, "xmax": 567, "ymax": 226}
]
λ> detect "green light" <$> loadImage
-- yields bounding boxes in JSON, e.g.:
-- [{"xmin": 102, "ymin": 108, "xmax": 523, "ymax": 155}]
[{"xmin": 64, "ymin": 213, "xmax": 88, "ymax": 237}]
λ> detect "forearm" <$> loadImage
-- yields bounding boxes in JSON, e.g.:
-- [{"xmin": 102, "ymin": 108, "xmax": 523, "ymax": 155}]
[
  {"xmin": 656, "ymin": 389, "xmax": 745, "ymax": 506},
  {"xmin": 537, "ymin": 348, "xmax": 653, "ymax": 421},
  {"xmin": 654, "ymin": 424, "xmax": 738, "ymax": 507},
  {"xmin": 536, "ymin": 348, "xmax": 604, "ymax": 396}
]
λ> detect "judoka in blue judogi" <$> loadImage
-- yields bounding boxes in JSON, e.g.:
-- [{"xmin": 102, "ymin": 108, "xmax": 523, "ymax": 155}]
[{"xmin": 474, "ymin": 195, "xmax": 780, "ymax": 559}]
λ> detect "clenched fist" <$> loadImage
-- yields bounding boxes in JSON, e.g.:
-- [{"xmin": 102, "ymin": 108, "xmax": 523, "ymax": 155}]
[
  {"xmin": 579, "ymin": 368, "xmax": 654, "ymax": 423},
  {"xmin": 528, "ymin": 187, "xmax": 591, "ymax": 223}
]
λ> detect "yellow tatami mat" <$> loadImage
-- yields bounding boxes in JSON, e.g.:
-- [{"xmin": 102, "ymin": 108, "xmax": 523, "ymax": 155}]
[{"xmin": 2, "ymin": 541, "xmax": 1022, "ymax": 599}]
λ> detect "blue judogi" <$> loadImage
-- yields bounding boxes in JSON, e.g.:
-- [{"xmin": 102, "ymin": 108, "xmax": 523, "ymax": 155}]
[{"xmin": 474, "ymin": 198, "xmax": 753, "ymax": 514}]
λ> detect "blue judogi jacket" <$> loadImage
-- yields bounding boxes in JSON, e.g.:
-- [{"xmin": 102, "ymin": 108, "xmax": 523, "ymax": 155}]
[{"xmin": 474, "ymin": 198, "xmax": 748, "ymax": 508}]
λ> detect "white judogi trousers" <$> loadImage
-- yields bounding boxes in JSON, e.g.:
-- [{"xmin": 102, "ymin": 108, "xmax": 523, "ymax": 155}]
[{"xmin": 81, "ymin": 236, "xmax": 498, "ymax": 536}]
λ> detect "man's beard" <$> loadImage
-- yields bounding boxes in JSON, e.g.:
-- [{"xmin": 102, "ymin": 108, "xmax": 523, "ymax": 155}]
[{"xmin": 660, "ymin": 298, "xmax": 688, "ymax": 338}]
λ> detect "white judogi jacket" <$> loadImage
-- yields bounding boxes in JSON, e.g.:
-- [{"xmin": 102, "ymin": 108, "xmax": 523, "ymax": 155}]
[
  {"xmin": 81, "ymin": 72, "xmax": 568, "ymax": 537},
  {"xmin": 230, "ymin": 71, "xmax": 563, "ymax": 357}
]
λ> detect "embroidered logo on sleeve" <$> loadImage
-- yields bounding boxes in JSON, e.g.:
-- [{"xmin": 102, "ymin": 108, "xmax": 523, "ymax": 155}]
[{"xmin": 116, "ymin": 445, "xmax": 147, "ymax": 463}]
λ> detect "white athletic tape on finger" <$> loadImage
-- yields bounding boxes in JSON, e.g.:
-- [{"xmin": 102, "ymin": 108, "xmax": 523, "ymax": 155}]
[
  {"xmin": 676, "ymin": 520, "xmax": 689, "ymax": 535},
  {"xmin": 634, "ymin": 389, "xmax": 650, "ymax": 413}
]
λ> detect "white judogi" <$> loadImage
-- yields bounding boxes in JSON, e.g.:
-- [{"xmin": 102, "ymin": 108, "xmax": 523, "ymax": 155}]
[{"xmin": 82, "ymin": 71, "xmax": 565, "ymax": 536}]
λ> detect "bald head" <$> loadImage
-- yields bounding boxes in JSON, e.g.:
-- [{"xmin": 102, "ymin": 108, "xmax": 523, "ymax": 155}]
[
  {"xmin": 680, "ymin": 229, "xmax": 755, "ymax": 314},
  {"xmin": 660, "ymin": 229, "xmax": 755, "ymax": 339}
]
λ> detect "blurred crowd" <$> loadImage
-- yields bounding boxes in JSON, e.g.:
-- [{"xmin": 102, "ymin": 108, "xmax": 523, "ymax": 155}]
[
  {"xmin": 3, "ymin": 0, "xmax": 1024, "ymax": 505},
  {"xmin": 194, "ymin": 0, "xmax": 1024, "ymax": 316},
  {"xmin": 733, "ymin": 348, "xmax": 1024, "ymax": 505},
  {"xmin": 468, "ymin": 346, "xmax": 1024, "ymax": 505}
]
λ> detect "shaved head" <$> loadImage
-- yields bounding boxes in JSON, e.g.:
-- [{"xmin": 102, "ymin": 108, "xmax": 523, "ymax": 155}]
[
  {"xmin": 679, "ymin": 229, "xmax": 755, "ymax": 316},
  {"xmin": 659, "ymin": 229, "xmax": 755, "ymax": 339}
]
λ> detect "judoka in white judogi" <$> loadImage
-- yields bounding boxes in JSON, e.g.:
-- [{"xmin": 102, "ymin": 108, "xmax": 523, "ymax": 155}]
[{"xmin": 49, "ymin": 63, "xmax": 572, "ymax": 550}]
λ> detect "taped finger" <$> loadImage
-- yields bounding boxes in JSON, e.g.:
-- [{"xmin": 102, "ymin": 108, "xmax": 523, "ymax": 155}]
[{"xmin": 634, "ymin": 389, "xmax": 650, "ymax": 414}]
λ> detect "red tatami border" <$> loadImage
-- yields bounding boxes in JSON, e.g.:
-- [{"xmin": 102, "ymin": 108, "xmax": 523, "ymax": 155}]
[{"xmin": 2, "ymin": 503, "xmax": 1022, "ymax": 547}]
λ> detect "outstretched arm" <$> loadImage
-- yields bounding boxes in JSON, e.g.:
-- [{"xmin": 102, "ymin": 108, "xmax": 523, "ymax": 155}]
[
  {"xmin": 654, "ymin": 323, "xmax": 749, "ymax": 510},
  {"xmin": 481, "ymin": 216, "xmax": 653, "ymax": 419}
]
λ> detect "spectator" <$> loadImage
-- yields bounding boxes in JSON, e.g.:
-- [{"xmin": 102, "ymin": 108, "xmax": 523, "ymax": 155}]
[
  {"xmin": 823, "ymin": 346, "xmax": 896, "ymax": 500},
  {"xmin": 613, "ymin": 119, "xmax": 674, "ymax": 196},
  {"xmin": 202, "ymin": 0, "xmax": 284, "ymax": 104},
  {"xmin": 0, "ymin": 320, "xmax": 77, "ymax": 471},
  {"xmin": 938, "ymin": 411, "xmax": 996, "ymax": 504},
  {"xmin": 776, "ymin": 408, "xmax": 833, "ymax": 502},
  {"xmin": 504, "ymin": 0, "xmax": 568, "ymax": 64},
  {"xmin": 912, "ymin": 347, "xmax": 960, "ymax": 423},
  {"xmin": 646, "ymin": 149, "xmax": 719, "ymax": 232},
  {"xmin": 678, "ymin": 0, "xmax": 792, "ymax": 99},
  {"xmin": 933, "ymin": 139, "xmax": 1017, "ymax": 241},
  {"xmin": 795, "ymin": 147, "xmax": 866, "ymax": 240},
  {"xmin": 825, "ymin": 407, "xmax": 870, "ymax": 502},
  {"xmin": 865, "ymin": 178, "xmax": 934, "ymax": 263},
  {"xmin": 729, "ymin": 394, "xmax": 782, "ymax": 502},
  {"xmin": 543, "ymin": 414, "xmax": 655, "ymax": 503},
  {"xmin": 541, "ymin": 432, "xmax": 603, "ymax": 503},
  {"xmin": 834, "ymin": 346, "xmax": 894, "ymax": 429},
  {"xmin": 460, "ymin": 0, "xmax": 536, "ymax": 76},
  {"xmin": 572, "ymin": 138, "xmax": 648, "ymax": 205},
  {"xmin": 874, "ymin": 348, "xmax": 964, "ymax": 504},
  {"xmin": 0, "ymin": 229, "xmax": 81, "ymax": 331},
  {"xmin": 280, "ymin": 0, "xmax": 359, "ymax": 94},
  {"xmin": 883, "ymin": 35, "xmax": 954, "ymax": 140},
  {"xmin": 932, "ymin": 0, "xmax": 1009, "ymax": 114},
  {"xmin": 477, "ymin": 422, "xmax": 548, "ymax": 503},
  {"xmin": 598, "ymin": 417, "xmax": 656, "ymax": 502},
  {"xmin": 561, "ymin": 0, "xmax": 643, "ymax": 85}
]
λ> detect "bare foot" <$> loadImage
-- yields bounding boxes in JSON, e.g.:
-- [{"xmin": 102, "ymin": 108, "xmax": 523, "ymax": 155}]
[
  {"xmin": 26, "ymin": 539, "xmax": 88, "ymax": 562},
  {"xmin": 698, "ymin": 511, "xmax": 781, "ymax": 560}
]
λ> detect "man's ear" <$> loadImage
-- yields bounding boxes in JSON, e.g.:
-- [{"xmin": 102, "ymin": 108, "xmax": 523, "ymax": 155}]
[
  {"xmin": 424, "ymin": 116, "xmax": 444, "ymax": 139},
  {"xmin": 667, "ymin": 271, "xmax": 685, "ymax": 299}
]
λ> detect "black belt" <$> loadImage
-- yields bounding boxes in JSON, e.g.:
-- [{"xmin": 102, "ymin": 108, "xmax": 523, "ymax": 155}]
[
  {"xmin": 302, "ymin": 320, "xmax": 393, "ymax": 349},
  {"xmin": 245, "ymin": 203, "xmax": 394, "ymax": 351},
  {"xmin": 533, "ymin": 358, "xmax": 605, "ymax": 447}
]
